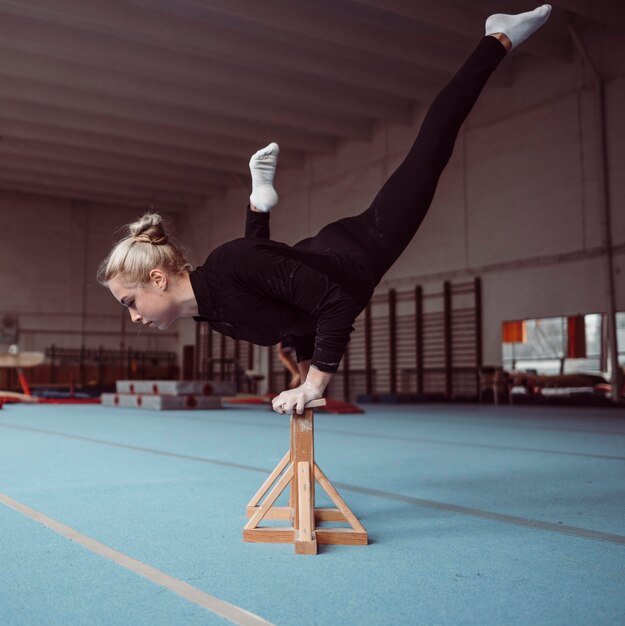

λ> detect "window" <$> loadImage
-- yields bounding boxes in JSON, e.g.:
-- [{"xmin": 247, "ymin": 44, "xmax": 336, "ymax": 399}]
[{"xmin": 502, "ymin": 313, "xmax": 625, "ymax": 376}]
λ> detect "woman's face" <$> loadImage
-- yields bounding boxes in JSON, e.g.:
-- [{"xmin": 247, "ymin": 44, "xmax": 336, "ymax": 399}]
[{"xmin": 108, "ymin": 270, "xmax": 178, "ymax": 330}]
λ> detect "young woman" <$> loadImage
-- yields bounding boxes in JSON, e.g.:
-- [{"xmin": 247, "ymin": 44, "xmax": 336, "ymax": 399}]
[{"xmin": 99, "ymin": 5, "xmax": 552, "ymax": 416}]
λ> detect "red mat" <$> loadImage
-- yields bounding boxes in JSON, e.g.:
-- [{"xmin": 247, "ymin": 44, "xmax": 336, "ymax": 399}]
[
  {"xmin": 0, "ymin": 396, "xmax": 101, "ymax": 405},
  {"xmin": 37, "ymin": 398, "xmax": 102, "ymax": 405}
]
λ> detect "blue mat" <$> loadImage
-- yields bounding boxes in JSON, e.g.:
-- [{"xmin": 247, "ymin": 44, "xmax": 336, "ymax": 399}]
[{"xmin": 1, "ymin": 403, "xmax": 624, "ymax": 625}]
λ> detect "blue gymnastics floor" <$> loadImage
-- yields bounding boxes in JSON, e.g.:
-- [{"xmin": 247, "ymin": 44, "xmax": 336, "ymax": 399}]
[{"xmin": 1, "ymin": 402, "xmax": 624, "ymax": 625}]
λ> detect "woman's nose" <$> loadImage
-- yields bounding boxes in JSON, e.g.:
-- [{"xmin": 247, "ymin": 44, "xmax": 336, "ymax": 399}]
[{"xmin": 130, "ymin": 311, "xmax": 142, "ymax": 323}]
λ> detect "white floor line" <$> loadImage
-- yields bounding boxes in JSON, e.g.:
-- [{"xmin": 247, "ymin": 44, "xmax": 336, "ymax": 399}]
[{"xmin": 0, "ymin": 492, "xmax": 275, "ymax": 626}]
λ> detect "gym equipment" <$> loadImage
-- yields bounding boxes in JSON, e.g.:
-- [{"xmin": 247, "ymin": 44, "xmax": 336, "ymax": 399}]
[
  {"xmin": 101, "ymin": 393, "xmax": 221, "ymax": 410},
  {"xmin": 102, "ymin": 378, "xmax": 227, "ymax": 410},
  {"xmin": 243, "ymin": 398, "xmax": 367, "ymax": 555}
]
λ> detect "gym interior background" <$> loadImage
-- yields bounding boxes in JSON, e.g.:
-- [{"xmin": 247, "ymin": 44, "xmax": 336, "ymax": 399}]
[{"xmin": 0, "ymin": 2, "xmax": 624, "ymax": 625}]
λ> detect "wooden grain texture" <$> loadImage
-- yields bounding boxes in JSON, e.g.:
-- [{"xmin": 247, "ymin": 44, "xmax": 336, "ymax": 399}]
[
  {"xmin": 316, "ymin": 529, "xmax": 368, "ymax": 546},
  {"xmin": 243, "ymin": 528, "xmax": 295, "ymax": 544},
  {"xmin": 245, "ymin": 506, "xmax": 291, "ymax": 521}
]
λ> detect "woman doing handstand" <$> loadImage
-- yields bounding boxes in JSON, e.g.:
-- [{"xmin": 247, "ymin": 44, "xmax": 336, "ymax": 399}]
[{"xmin": 98, "ymin": 6, "xmax": 552, "ymax": 415}]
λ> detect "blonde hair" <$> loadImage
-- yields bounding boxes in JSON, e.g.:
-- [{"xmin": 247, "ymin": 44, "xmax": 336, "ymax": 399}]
[{"xmin": 97, "ymin": 212, "xmax": 191, "ymax": 286}]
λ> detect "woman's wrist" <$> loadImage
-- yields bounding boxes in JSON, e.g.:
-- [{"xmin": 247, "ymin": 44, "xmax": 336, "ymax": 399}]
[{"xmin": 304, "ymin": 365, "xmax": 333, "ymax": 394}]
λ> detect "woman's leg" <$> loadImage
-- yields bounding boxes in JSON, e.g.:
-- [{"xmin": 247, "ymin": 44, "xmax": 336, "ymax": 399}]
[
  {"xmin": 293, "ymin": 36, "xmax": 508, "ymax": 277},
  {"xmin": 277, "ymin": 341, "xmax": 301, "ymax": 388},
  {"xmin": 344, "ymin": 35, "xmax": 508, "ymax": 278},
  {"xmin": 331, "ymin": 5, "xmax": 551, "ymax": 281}
]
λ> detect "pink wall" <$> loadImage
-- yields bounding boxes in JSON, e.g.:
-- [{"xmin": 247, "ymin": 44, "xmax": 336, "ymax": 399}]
[{"xmin": 0, "ymin": 191, "xmax": 182, "ymax": 355}]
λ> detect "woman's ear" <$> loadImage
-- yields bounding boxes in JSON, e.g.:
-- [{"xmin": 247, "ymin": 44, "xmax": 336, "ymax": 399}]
[{"xmin": 148, "ymin": 268, "xmax": 167, "ymax": 290}]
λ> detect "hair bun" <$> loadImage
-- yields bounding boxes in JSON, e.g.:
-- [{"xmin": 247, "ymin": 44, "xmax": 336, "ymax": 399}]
[
  {"xmin": 98, "ymin": 211, "xmax": 191, "ymax": 285},
  {"xmin": 129, "ymin": 212, "xmax": 168, "ymax": 245}
]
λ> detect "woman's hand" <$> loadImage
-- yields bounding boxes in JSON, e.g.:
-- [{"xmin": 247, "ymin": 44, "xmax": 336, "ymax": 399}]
[{"xmin": 271, "ymin": 381, "xmax": 323, "ymax": 415}]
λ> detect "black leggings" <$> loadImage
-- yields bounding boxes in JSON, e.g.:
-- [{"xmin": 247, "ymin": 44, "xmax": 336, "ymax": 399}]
[{"xmin": 295, "ymin": 36, "xmax": 507, "ymax": 285}]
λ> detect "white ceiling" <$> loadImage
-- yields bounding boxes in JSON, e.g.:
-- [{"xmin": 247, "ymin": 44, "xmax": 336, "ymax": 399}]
[{"xmin": 0, "ymin": 0, "xmax": 619, "ymax": 211}]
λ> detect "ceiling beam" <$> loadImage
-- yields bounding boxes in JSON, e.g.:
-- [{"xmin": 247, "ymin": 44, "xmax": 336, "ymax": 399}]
[
  {"xmin": 0, "ymin": 0, "xmax": 449, "ymax": 100},
  {"xmin": 0, "ymin": 137, "xmax": 239, "ymax": 187},
  {"xmin": 0, "ymin": 118, "xmax": 306, "ymax": 171},
  {"xmin": 0, "ymin": 178, "xmax": 192, "ymax": 211},
  {"xmin": 0, "ymin": 13, "xmax": 414, "ymax": 125},
  {"xmin": 0, "ymin": 165, "xmax": 206, "ymax": 207},
  {"xmin": 125, "ymin": 0, "xmax": 467, "ymax": 73},
  {"xmin": 0, "ymin": 46, "xmax": 374, "ymax": 143},
  {"xmin": 0, "ymin": 93, "xmax": 339, "ymax": 156},
  {"xmin": 350, "ymin": 0, "xmax": 572, "ymax": 63},
  {"xmin": 0, "ymin": 151, "xmax": 228, "ymax": 197}
]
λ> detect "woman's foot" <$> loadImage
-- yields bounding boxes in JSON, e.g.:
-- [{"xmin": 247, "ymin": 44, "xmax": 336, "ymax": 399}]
[
  {"xmin": 249, "ymin": 142, "xmax": 279, "ymax": 212},
  {"xmin": 485, "ymin": 4, "xmax": 551, "ymax": 51}
]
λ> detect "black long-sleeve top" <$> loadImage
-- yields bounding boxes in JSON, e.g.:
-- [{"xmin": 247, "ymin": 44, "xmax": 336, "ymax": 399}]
[{"xmin": 189, "ymin": 208, "xmax": 375, "ymax": 373}]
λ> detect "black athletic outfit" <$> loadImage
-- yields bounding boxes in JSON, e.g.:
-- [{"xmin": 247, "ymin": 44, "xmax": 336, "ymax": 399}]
[{"xmin": 190, "ymin": 37, "xmax": 507, "ymax": 374}]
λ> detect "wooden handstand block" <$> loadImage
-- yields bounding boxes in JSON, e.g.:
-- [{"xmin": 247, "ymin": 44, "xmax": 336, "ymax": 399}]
[
  {"xmin": 243, "ymin": 396, "xmax": 367, "ymax": 554},
  {"xmin": 301, "ymin": 398, "xmax": 327, "ymax": 409}
]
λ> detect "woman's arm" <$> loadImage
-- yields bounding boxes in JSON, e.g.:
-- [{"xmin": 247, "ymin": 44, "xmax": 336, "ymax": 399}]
[
  {"xmin": 230, "ymin": 241, "xmax": 364, "ymax": 413},
  {"xmin": 234, "ymin": 243, "xmax": 362, "ymax": 375}
]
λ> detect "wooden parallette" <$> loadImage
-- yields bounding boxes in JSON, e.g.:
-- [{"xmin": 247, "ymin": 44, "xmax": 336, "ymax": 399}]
[{"xmin": 243, "ymin": 398, "xmax": 367, "ymax": 555}]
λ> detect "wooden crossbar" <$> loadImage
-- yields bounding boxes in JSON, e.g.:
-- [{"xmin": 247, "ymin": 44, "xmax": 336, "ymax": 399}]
[{"xmin": 243, "ymin": 398, "xmax": 367, "ymax": 555}]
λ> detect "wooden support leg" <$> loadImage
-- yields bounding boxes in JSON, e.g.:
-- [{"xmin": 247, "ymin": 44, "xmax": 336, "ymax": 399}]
[
  {"xmin": 244, "ymin": 465, "xmax": 294, "ymax": 531},
  {"xmin": 247, "ymin": 451, "xmax": 290, "ymax": 509},
  {"xmin": 294, "ymin": 461, "xmax": 317, "ymax": 555},
  {"xmin": 290, "ymin": 403, "xmax": 315, "ymax": 533}
]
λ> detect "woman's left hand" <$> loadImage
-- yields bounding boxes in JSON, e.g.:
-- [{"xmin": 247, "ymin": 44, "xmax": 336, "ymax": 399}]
[{"xmin": 271, "ymin": 381, "xmax": 323, "ymax": 415}]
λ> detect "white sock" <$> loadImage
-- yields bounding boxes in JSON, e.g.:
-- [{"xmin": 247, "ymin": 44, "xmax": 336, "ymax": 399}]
[
  {"xmin": 485, "ymin": 4, "xmax": 551, "ymax": 50},
  {"xmin": 249, "ymin": 142, "xmax": 279, "ymax": 212}
]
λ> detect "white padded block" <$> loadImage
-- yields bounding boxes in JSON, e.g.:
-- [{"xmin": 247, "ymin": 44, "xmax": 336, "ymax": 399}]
[
  {"xmin": 115, "ymin": 380, "xmax": 236, "ymax": 396},
  {"xmin": 101, "ymin": 393, "xmax": 222, "ymax": 410}
]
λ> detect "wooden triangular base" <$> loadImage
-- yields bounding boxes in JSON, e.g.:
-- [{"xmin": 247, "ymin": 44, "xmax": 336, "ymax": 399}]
[{"xmin": 243, "ymin": 399, "xmax": 367, "ymax": 554}]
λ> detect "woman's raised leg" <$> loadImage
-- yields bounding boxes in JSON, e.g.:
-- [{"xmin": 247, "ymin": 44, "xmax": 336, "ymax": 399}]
[{"xmin": 339, "ymin": 5, "xmax": 551, "ymax": 280}]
